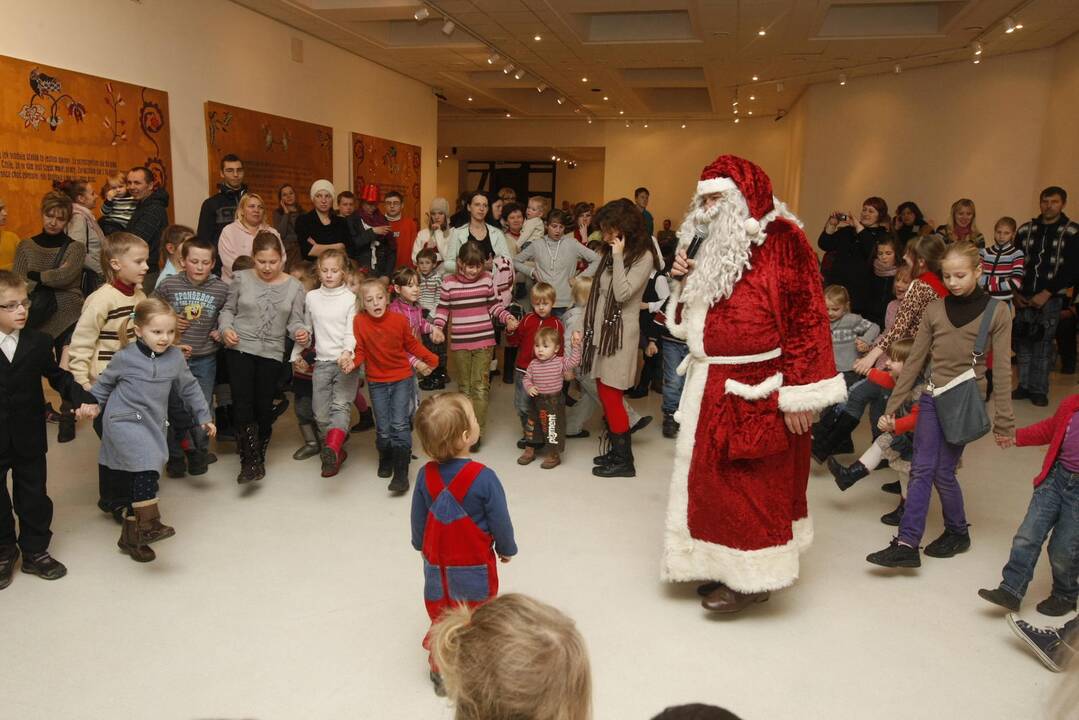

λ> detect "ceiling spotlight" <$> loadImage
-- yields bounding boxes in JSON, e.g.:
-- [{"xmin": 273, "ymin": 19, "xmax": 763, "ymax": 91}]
[
  {"xmin": 894, "ymin": 64, "xmax": 902, "ymax": 74},
  {"xmin": 505, "ymin": 112, "xmax": 511, "ymax": 118},
  {"xmin": 749, "ymin": 94, "xmax": 756, "ymax": 100},
  {"xmin": 732, "ymin": 99, "xmax": 739, "ymax": 106},
  {"xmin": 536, "ymin": 83, "xmax": 547, "ymax": 93},
  {"xmin": 603, "ymin": 96, "xmax": 609, "ymax": 101},
  {"xmin": 1004, "ymin": 16, "xmax": 1021, "ymax": 33},
  {"xmin": 503, "ymin": 63, "xmax": 515, "ymax": 74},
  {"xmin": 751, "ymin": 75, "xmax": 759, "ymax": 81},
  {"xmin": 776, "ymin": 81, "xmax": 785, "ymax": 92},
  {"xmin": 556, "ymin": 96, "xmax": 565, "ymax": 105},
  {"xmin": 733, "ymin": 108, "xmax": 739, "ymax": 114},
  {"xmin": 574, "ymin": 107, "xmax": 581, "ymax": 113},
  {"xmin": 747, "ymin": 111, "xmax": 753, "ymax": 115},
  {"xmin": 839, "ymin": 73, "xmax": 847, "ymax": 86},
  {"xmin": 681, "ymin": 123, "xmax": 686, "ymax": 129},
  {"xmin": 734, "ymin": 117, "xmax": 740, "ymax": 124},
  {"xmin": 618, "ymin": 110, "xmax": 624, "ymax": 115},
  {"xmin": 533, "ymin": 34, "xmax": 542, "ymax": 41},
  {"xmin": 972, "ymin": 41, "xmax": 983, "ymax": 55},
  {"xmin": 551, "ymin": 155, "xmax": 556, "ymax": 160},
  {"xmin": 625, "ymin": 121, "xmax": 631, "ymax": 128},
  {"xmin": 757, "ymin": 27, "xmax": 767, "ymax": 36},
  {"xmin": 487, "ymin": 53, "xmax": 500, "ymax": 65},
  {"xmin": 643, "ymin": 122, "xmax": 648, "ymax": 128},
  {"xmin": 413, "ymin": 7, "xmax": 429, "ymax": 21},
  {"xmin": 467, "ymin": 96, "xmax": 473, "ymax": 102},
  {"xmin": 514, "ymin": 69, "xmax": 525, "ymax": 80},
  {"xmin": 973, "ymin": 56, "xmax": 981, "ymax": 64},
  {"xmin": 587, "ymin": 118, "xmax": 592, "ymax": 124},
  {"xmin": 441, "ymin": 19, "xmax": 455, "ymax": 36},
  {"xmin": 581, "ymin": 77, "xmax": 588, "ymax": 82}
]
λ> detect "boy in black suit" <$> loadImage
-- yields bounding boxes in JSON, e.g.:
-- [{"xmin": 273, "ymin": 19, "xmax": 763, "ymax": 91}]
[{"xmin": 0, "ymin": 270, "xmax": 97, "ymax": 589}]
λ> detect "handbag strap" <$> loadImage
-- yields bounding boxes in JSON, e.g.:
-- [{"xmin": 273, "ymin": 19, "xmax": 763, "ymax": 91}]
[{"xmin": 971, "ymin": 297, "xmax": 999, "ymax": 365}]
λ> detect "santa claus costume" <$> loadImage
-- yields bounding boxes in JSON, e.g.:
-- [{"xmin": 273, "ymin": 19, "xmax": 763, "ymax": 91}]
[{"xmin": 661, "ymin": 155, "xmax": 844, "ymax": 613}]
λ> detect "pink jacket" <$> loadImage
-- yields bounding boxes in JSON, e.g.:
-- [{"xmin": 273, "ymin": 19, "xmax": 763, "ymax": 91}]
[{"xmin": 1016, "ymin": 394, "xmax": 1079, "ymax": 487}]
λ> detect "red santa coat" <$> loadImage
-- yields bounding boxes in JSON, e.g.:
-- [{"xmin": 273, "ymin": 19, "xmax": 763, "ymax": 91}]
[{"xmin": 661, "ymin": 217, "xmax": 844, "ymax": 593}]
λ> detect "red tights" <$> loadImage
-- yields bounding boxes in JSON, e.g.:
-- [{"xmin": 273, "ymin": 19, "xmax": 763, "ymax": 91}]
[{"xmin": 596, "ymin": 379, "xmax": 629, "ymax": 434}]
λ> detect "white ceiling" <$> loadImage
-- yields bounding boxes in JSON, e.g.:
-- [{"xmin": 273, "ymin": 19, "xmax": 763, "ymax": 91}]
[{"xmin": 232, "ymin": 0, "xmax": 1079, "ymax": 121}]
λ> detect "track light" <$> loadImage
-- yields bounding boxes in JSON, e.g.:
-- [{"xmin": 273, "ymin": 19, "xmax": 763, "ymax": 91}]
[
  {"xmin": 972, "ymin": 41, "xmax": 983, "ymax": 55},
  {"xmin": 1004, "ymin": 16, "xmax": 1021, "ymax": 33},
  {"xmin": 514, "ymin": 69, "xmax": 525, "ymax": 80},
  {"xmin": 467, "ymin": 96, "xmax": 473, "ymax": 102},
  {"xmin": 643, "ymin": 122, "xmax": 649, "ymax": 128},
  {"xmin": 581, "ymin": 77, "xmax": 588, "ymax": 83},
  {"xmin": 618, "ymin": 110, "xmax": 624, "ymax": 115},
  {"xmin": 551, "ymin": 155, "xmax": 556, "ymax": 160},
  {"xmin": 536, "ymin": 83, "xmax": 547, "ymax": 93},
  {"xmin": 757, "ymin": 27, "xmax": 766, "ymax": 36},
  {"xmin": 603, "ymin": 96, "xmax": 609, "ymax": 101},
  {"xmin": 839, "ymin": 73, "xmax": 847, "ymax": 86},
  {"xmin": 734, "ymin": 117, "xmax": 740, "ymax": 124},
  {"xmin": 414, "ymin": 7, "xmax": 429, "ymax": 21},
  {"xmin": 681, "ymin": 123, "xmax": 686, "ymax": 129},
  {"xmin": 505, "ymin": 112, "xmax": 511, "ymax": 118},
  {"xmin": 625, "ymin": 121, "xmax": 630, "ymax": 128},
  {"xmin": 749, "ymin": 95, "xmax": 756, "ymax": 100},
  {"xmin": 733, "ymin": 108, "xmax": 739, "ymax": 114},
  {"xmin": 732, "ymin": 99, "xmax": 738, "ymax": 106},
  {"xmin": 751, "ymin": 75, "xmax": 759, "ymax": 81},
  {"xmin": 533, "ymin": 34, "xmax": 542, "ymax": 41},
  {"xmin": 587, "ymin": 118, "xmax": 592, "ymax": 124},
  {"xmin": 556, "ymin": 97, "xmax": 565, "ymax": 105},
  {"xmin": 894, "ymin": 64, "xmax": 902, "ymax": 74},
  {"xmin": 503, "ymin": 63, "xmax": 514, "ymax": 74},
  {"xmin": 973, "ymin": 56, "xmax": 981, "ymax": 64},
  {"xmin": 487, "ymin": 53, "xmax": 499, "ymax": 65},
  {"xmin": 441, "ymin": 19, "xmax": 455, "ymax": 36}
]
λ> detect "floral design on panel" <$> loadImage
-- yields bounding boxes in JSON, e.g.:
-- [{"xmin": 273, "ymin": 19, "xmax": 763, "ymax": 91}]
[
  {"xmin": 103, "ymin": 82, "xmax": 127, "ymax": 145},
  {"xmin": 19, "ymin": 68, "xmax": 87, "ymax": 132},
  {"xmin": 208, "ymin": 110, "xmax": 233, "ymax": 151}
]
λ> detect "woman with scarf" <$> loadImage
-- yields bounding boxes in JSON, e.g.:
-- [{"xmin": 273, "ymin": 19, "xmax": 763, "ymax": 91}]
[
  {"xmin": 934, "ymin": 198, "xmax": 985, "ymax": 248},
  {"xmin": 580, "ymin": 198, "xmax": 661, "ymax": 478}
]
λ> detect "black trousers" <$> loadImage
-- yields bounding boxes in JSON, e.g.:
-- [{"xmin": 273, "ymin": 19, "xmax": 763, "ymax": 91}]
[
  {"xmin": 0, "ymin": 454, "xmax": 52, "ymax": 553},
  {"xmin": 226, "ymin": 350, "xmax": 284, "ymax": 440},
  {"xmin": 1056, "ymin": 309, "xmax": 1077, "ymax": 372},
  {"xmin": 94, "ymin": 411, "xmax": 133, "ymax": 513}
]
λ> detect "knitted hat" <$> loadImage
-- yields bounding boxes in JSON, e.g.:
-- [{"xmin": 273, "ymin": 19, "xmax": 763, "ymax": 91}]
[
  {"xmin": 430, "ymin": 197, "xmax": 449, "ymax": 215},
  {"xmin": 360, "ymin": 183, "xmax": 381, "ymax": 203},
  {"xmin": 310, "ymin": 179, "xmax": 335, "ymax": 200},
  {"xmin": 696, "ymin": 155, "xmax": 774, "ymax": 236}
]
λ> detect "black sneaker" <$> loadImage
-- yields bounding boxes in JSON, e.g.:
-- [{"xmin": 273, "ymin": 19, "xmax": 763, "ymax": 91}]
[
  {"xmin": 1036, "ymin": 595, "xmax": 1077, "ymax": 617},
  {"xmin": 630, "ymin": 416, "xmax": 652, "ymax": 434},
  {"xmin": 1011, "ymin": 386, "xmax": 1031, "ymax": 400},
  {"xmin": 1007, "ymin": 614, "xmax": 1075, "ymax": 672},
  {"xmin": 923, "ymin": 529, "xmax": 971, "ymax": 558},
  {"xmin": 866, "ymin": 539, "xmax": 920, "ymax": 568},
  {"xmin": 0, "ymin": 544, "xmax": 18, "ymax": 590},
  {"xmin": 662, "ymin": 413, "xmax": 679, "ymax": 439},
  {"xmin": 880, "ymin": 499, "xmax": 905, "ymax": 526},
  {"xmin": 880, "ymin": 480, "xmax": 901, "ymax": 494},
  {"xmin": 1031, "ymin": 393, "xmax": 1049, "ymax": 407},
  {"xmin": 978, "ymin": 587, "xmax": 1021, "ymax": 612},
  {"xmin": 566, "ymin": 429, "xmax": 590, "ymax": 439},
  {"xmin": 20, "ymin": 551, "xmax": 67, "ymax": 580}
]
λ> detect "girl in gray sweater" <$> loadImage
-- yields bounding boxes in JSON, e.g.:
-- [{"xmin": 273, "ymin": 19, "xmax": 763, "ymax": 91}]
[{"xmin": 84, "ymin": 298, "xmax": 215, "ymax": 563}]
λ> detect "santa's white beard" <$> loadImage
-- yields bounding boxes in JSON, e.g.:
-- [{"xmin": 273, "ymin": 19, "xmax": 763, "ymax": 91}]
[{"xmin": 678, "ymin": 195, "xmax": 756, "ymax": 307}]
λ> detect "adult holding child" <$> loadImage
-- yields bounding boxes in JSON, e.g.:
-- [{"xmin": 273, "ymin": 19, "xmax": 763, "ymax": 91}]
[
  {"xmin": 410, "ymin": 197, "xmax": 451, "ymax": 267},
  {"xmin": 819, "ymin": 197, "xmax": 891, "ymax": 317}
]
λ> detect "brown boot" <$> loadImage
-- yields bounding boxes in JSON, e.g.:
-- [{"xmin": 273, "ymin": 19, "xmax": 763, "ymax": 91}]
[
  {"xmin": 133, "ymin": 504, "xmax": 175, "ymax": 545},
  {"xmin": 700, "ymin": 583, "xmax": 770, "ymax": 613},
  {"xmin": 540, "ymin": 451, "xmax": 561, "ymax": 469},
  {"xmin": 117, "ymin": 517, "xmax": 156, "ymax": 563},
  {"xmin": 517, "ymin": 446, "xmax": 537, "ymax": 465}
]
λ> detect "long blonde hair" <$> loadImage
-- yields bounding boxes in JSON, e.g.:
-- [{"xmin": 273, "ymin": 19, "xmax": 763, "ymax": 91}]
[
  {"xmin": 119, "ymin": 297, "xmax": 175, "ymax": 347},
  {"xmin": 945, "ymin": 198, "xmax": 980, "ymax": 243},
  {"xmin": 431, "ymin": 593, "xmax": 592, "ymax": 720}
]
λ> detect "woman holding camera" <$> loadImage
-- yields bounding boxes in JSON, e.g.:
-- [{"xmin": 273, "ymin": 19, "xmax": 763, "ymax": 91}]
[{"xmin": 819, "ymin": 197, "xmax": 892, "ymax": 317}]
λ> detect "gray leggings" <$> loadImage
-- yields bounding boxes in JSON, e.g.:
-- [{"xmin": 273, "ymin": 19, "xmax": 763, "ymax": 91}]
[
  {"xmin": 313, "ymin": 361, "xmax": 360, "ymax": 435},
  {"xmin": 567, "ymin": 374, "xmax": 642, "ymax": 435}
]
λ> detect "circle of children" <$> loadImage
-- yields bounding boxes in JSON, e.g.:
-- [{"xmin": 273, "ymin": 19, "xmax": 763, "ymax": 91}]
[{"xmin": 1, "ymin": 155, "xmax": 1077, "ymax": 709}]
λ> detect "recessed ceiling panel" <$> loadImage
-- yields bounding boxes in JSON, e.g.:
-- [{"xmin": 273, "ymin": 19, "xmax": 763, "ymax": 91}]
[
  {"xmin": 619, "ymin": 67, "xmax": 707, "ymax": 86},
  {"xmin": 579, "ymin": 11, "xmax": 697, "ymax": 43},
  {"xmin": 817, "ymin": 2, "xmax": 966, "ymax": 38},
  {"xmin": 635, "ymin": 87, "xmax": 713, "ymax": 113}
]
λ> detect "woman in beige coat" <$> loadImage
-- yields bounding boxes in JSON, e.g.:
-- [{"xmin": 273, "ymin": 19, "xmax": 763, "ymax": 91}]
[{"xmin": 580, "ymin": 198, "xmax": 661, "ymax": 478}]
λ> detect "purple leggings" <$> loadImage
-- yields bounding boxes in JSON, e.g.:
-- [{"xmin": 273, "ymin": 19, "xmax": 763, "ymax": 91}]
[{"xmin": 898, "ymin": 394, "xmax": 969, "ymax": 546}]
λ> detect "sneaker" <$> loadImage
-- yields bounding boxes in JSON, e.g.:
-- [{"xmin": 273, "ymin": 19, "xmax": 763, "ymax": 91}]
[
  {"xmin": 923, "ymin": 529, "xmax": 971, "ymax": 558},
  {"xmin": 881, "ymin": 480, "xmax": 901, "ymax": 495},
  {"xmin": 1011, "ymin": 386, "xmax": 1031, "ymax": 400},
  {"xmin": 662, "ymin": 413, "xmax": 680, "ymax": 439},
  {"xmin": 978, "ymin": 587, "xmax": 1021, "ymax": 612},
  {"xmin": 20, "ymin": 550, "xmax": 67, "ymax": 580},
  {"xmin": 1036, "ymin": 595, "xmax": 1077, "ymax": 617},
  {"xmin": 0, "ymin": 544, "xmax": 18, "ymax": 590},
  {"xmin": 1007, "ymin": 614, "xmax": 1074, "ymax": 672},
  {"xmin": 866, "ymin": 539, "xmax": 921, "ymax": 568},
  {"xmin": 880, "ymin": 499, "xmax": 905, "ymax": 526},
  {"xmin": 1031, "ymin": 393, "xmax": 1049, "ymax": 407},
  {"xmin": 630, "ymin": 416, "xmax": 652, "ymax": 434}
]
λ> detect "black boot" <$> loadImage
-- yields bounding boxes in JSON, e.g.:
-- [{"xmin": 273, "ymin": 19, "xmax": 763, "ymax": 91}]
[
  {"xmin": 388, "ymin": 447, "xmax": 411, "ymax": 494},
  {"xmin": 377, "ymin": 443, "xmax": 393, "ymax": 478},
  {"xmin": 236, "ymin": 424, "xmax": 262, "ymax": 484},
  {"xmin": 593, "ymin": 423, "xmax": 615, "ymax": 465},
  {"xmin": 662, "ymin": 412, "xmax": 680, "ymax": 438},
  {"xmin": 592, "ymin": 431, "xmax": 635, "ymax": 477},
  {"xmin": 827, "ymin": 457, "xmax": 869, "ymax": 491},
  {"xmin": 811, "ymin": 412, "xmax": 860, "ymax": 463},
  {"xmin": 502, "ymin": 346, "xmax": 517, "ymax": 384}
]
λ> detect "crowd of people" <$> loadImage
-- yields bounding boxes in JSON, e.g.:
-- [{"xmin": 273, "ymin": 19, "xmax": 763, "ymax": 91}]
[{"xmin": 0, "ymin": 150, "xmax": 1077, "ymax": 718}]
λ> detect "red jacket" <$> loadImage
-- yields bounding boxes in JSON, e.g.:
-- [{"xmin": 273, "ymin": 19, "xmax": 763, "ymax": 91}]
[
  {"xmin": 1016, "ymin": 394, "xmax": 1079, "ymax": 487},
  {"xmin": 506, "ymin": 313, "xmax": 563, "ymax": 370},
  {"xmin": 867, "ymin": 368, "xmax": 919, "ymax": 435}
]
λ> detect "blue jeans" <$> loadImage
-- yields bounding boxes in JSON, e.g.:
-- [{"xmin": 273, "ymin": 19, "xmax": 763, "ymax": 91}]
[
  {"xmin": 369, "ymin": 377, "xmax": 415, "ymax": 450},
  {"xmin": 1000, "ymin": 462, "xmax": 1079, "ymax": 603},
  {"xmin": 187, "ymin": 354, "xmax": 217, "ymax": 408},
  {"xmin": 166, "ymin": 354, "xmax": 217, "ymax": 458},
  {"xmin": 661, "ymin": 339, "xmax": 689, "ymax": 415},
  {"xmin": 840, "ymin": 377, "xmax": 890, "ymax": 439},
  {"xmin": 1016, "ymin": 296, "xmax": 1063, "ymax": 396}
]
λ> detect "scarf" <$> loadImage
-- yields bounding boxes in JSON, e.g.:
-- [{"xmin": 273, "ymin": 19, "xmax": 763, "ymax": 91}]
[
  {"xmin": 579, "ymin": 252, "xmax": 622, "ymax": 375},
  {"xmin": 872, "ymin": 258, "xmax": 898, "ymax": 277}
]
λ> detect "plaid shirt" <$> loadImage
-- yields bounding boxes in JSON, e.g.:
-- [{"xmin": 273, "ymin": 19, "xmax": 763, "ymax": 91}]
[{"xmin": 1017, "ymin": 213, "xmax": 1079, "ymax": 295}]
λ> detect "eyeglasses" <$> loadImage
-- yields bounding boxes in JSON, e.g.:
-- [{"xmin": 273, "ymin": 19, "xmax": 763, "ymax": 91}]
[{"xmin": 0, "ymin": 299, "xmax": 31, "ymax": 313}]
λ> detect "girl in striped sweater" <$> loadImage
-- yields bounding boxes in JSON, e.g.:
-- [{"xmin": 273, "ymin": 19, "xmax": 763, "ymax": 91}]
[
  {"xmin": 979, "ymin": 216, "xmax": 1024, "ymax": 306},
  {"xmin": 433, "ymin": 241, "xmax": 519, "ymax": 450}
]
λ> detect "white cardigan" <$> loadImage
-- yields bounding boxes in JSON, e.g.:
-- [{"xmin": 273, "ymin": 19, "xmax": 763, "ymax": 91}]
[
  {"xmin": 443, "ymin": 223, "xmax": 511, "ymax": 274},
  {"xmin": 411, "ymin": 227, "xmax": 450, "ymax": 267}
]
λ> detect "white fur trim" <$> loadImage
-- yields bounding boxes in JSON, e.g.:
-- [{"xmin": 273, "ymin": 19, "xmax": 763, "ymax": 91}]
[
  {"xmin": 744, "ymin": 217, "xmax": 761, "ymax": 236},
  {"xmin": 661, "ymin": 296, "xmax": 802, "ymax": 592},
  {"xmin": 777, "ymin": 373, "xmax": 847, "ymax": 413},
  {"xmin": 696, "ymin": 176, "xmax": 737, "ymax": 197},
  {"xmin": 664, "ymin": 283, "xmax": 689, "ymax": 340},
  {"xmin": 724, "ymin": 372, "xmax": 783, "ymax": 400},
  {"xmin": 792, "ymin": 515, "xmax": 814, "ymax": 552}
]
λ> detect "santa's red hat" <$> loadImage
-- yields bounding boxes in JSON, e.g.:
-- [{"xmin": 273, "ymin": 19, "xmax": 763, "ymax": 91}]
[
  {"xmin": 696, "ymin": 155, "xmax": 774, "ymax": 236},
  {"xmin": 360, "ymin": 183, "xmax": 381, "ymax": 203}
]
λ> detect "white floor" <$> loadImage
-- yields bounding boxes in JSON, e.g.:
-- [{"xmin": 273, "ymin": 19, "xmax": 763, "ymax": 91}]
[{"xmin": 5, "ymin": 371, "xmax": 1077, "ymax": 720}]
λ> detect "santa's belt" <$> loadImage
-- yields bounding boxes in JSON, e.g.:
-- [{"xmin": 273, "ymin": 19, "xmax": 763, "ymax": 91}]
[{"xmin": 676, "ymin": 347, "xmax": 781, "ymax": 376}]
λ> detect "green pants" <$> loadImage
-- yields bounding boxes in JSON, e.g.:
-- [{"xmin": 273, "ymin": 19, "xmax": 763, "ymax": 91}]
[{"xmin": 450, "ymin": 347, "xmax": 494, "ymax": 433}]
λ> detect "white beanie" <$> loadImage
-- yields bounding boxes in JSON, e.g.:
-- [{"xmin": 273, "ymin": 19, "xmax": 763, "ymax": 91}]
[{"xmin": 310, "ymin": 179, "xmax": 335, "ymax": 200}]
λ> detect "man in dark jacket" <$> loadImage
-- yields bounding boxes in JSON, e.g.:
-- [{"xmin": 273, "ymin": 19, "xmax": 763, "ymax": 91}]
[
  {"xmin": 197, "ymin": 154, "xmax": 246, "ymax": 248},
  {"xmin": 125, "ymin": 166, "xmax": 170, "ymax": 289}
]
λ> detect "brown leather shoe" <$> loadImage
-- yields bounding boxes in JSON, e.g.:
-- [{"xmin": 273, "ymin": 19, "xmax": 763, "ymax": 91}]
[
  {"xmin": 517, "ymin": 447, "xmax": 536, "ymax": 465},
  {"xmin": 134, "ymin": 504, "xmax": 175, "ymax": 545},
  {"xmin": 118, "ymin": 517, "xmax": 156, "ymax": 563},
  {"xmin": 540, "ymin": 451, "xmax": 561, "ymax": 469},
  {"xmin": 701, "ymin": 584, "xmax": 770, "ymax": 613}
]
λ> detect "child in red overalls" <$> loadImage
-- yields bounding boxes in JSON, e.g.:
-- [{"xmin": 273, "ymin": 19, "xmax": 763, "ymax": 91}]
[{"xmin": 411, "ymin": 392, "xmax": 517, "ymax": 696}]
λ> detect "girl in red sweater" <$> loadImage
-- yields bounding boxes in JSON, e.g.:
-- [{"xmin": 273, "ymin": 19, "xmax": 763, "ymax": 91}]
[{"xmin": 347, "ymin": 278, "xmax": 438, "ymax": 495}]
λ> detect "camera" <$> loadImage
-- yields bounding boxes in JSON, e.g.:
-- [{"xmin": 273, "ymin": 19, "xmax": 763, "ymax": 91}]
[{"xmin": 835, "ymin": 213, "xmax": 848, "ymax": 222}]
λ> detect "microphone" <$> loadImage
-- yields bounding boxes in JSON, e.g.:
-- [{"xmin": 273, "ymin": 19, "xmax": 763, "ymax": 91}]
[{"xmin": 685, "ymin": 226, "xmax": 707, "ymax": 260}]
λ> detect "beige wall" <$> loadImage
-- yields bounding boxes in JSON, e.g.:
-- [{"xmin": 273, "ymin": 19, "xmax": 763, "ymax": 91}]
[
  {"xmin": 555, "ymin": 159, "xmax": 605, "ymax": 210},
  {"xmin": 436, "ymin": 159, "xmax": 460, "ymax": 208},
  {"xmin": 0, "ymin": 0, "xmax": 438, "ymax": 228},
  {"xmin": 1038, "ymin": 32, "xmax": 1079, "ymax": 198}
]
